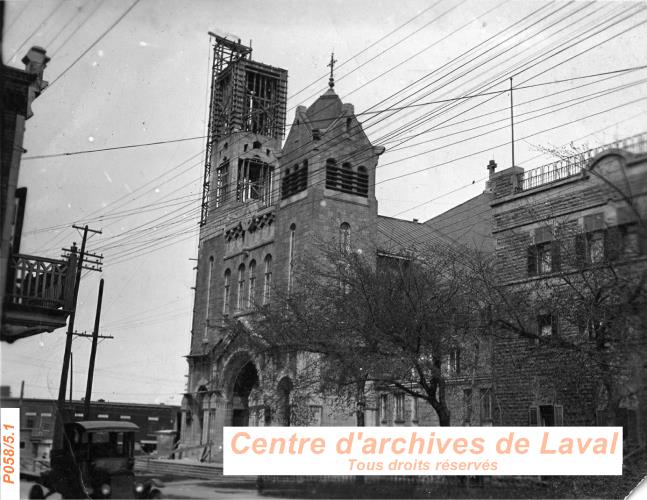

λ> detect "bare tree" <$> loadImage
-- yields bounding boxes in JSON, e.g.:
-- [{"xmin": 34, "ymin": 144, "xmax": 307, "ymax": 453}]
[{"xmin": 226, "ymin": 241, "xmax": 492, "ymax": 427}]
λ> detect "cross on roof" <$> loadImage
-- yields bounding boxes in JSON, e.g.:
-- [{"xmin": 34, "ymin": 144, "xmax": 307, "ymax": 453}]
[{"xmin": 327, "ymin": 52, "xmax": 337, "ymax": 89}]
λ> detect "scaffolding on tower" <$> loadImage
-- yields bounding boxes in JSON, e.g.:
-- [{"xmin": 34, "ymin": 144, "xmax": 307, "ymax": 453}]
[
  {"xmin": 200, "ymin": 34, "xmax": 252, "ymax": 226},
  {"xmin": 200, "ymin": 34, "xmax": 288, "ymax": 226}
]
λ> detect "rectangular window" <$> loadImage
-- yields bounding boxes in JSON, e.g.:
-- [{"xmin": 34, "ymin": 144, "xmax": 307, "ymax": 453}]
[
  {"xmin": 237, "ymin": 159, "xmax": 274, "ymax": 205},
  {"xmin": 463, "ymin": 389, "xmax": 472, "ymax": 425},
  {"xmin": 448, "ymin": 348, "xmax": 460, "ymax": 375},
  {"xmin": 537, "ymin": 313, "xmax": 558, "ymax": 338},
  {"xmin": 584, "ymin": 318, "xmax": 604, "ymax": 340},
  {"xmin": 394, "ymin": 394, "xmax": 405, "ymax": 422},
  {"xmin": 619, "ymin": 223, "xmax": 644, "ymax": 257},
  {"xmin": 528, "ymin": 227, "xmax": 561, "ymax": 276},
  {"xmin": 309, "ymin": 406, "xmax": 323, "ymax": 426},
  {"xmin": 480, "ymin": 388, "xmax": 493, "ymax": 424},
  {"xmin": 528, "ymin": 241, "xmax": 561, "ymax": 276},
  {"xmin": 529, "ymin": 404, "xmax": 563, "ymax": 426},
  {"xmin": 40, "ymin": 415, "xmax": 52, "ymax": 432},
  {"xmin": 411, "ymin": 397, "xmax": 419, "ymax": 423},
  {"xmin": 587, "ymin": 230, "xmax": 605, "ymax": 263},
  {"xmin": 380, "ymin": 395, "xmax": 388, "ymax": 424}
]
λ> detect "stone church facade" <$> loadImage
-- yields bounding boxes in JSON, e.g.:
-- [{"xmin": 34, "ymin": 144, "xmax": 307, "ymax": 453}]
[{"xmin": 179, "ymin": 40, "xmax": 400, "ymax": 462}]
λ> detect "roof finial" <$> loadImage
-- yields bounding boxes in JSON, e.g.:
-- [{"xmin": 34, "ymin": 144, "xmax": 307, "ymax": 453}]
[{"xmin": 327, "ymin": 51, "xmax": 337, "ymax": 89}]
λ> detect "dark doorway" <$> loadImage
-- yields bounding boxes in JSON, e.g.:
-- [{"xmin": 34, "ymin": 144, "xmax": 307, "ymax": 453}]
[
  {"xmin": 277, "ymin": 377, "xmax": 293, "ymax": 426},
  {"xmin": 232, "ymin": 362, "xmax": 259, "ymax": 426}
]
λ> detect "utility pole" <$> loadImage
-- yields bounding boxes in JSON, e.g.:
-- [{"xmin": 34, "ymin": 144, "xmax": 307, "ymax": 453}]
[
  {"xmin": 84, "ymin": 278, "xmax": 104, "ymax": 420},
  {"xmin": 52, "ymin": 224, "xmax": 102, "ymax": 450},
  {"xmin": 69, "ymin": 351, "xmax": 73, "ymax": 401},
  {"xmin": 510, "ymin": 76, "xmax": 515, "ymax": 167}
]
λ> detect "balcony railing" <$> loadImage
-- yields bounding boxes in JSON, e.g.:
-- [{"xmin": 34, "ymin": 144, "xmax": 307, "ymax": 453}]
[
  {"xmin": 5, "ymin": 253, "xmax": 72, "ymax": 310},
  {"xmin": 518, "ymin": 132, "xmax": 647, "ymax": 191}
]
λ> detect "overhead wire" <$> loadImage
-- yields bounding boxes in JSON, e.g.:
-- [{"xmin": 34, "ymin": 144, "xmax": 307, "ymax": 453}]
[
  {"xmin": 47, "ymin": 0, "xmax": 142, "ymax": 89},
  {"xmin": 8, "ymin": 0, "xmax": 65, "ymax": 62},
  {"xmin": 50, "ymin": 0, "xmax": 104, "ymax": 57},
  {"xmin": 27, "ymin": 0, "xmax": 644, "ymax": 274}
]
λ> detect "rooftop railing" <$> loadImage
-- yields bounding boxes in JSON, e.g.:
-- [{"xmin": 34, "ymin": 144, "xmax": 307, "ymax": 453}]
[{"xmin": 518, "ymin": 132, "xmax": 647, "ymax": 191}]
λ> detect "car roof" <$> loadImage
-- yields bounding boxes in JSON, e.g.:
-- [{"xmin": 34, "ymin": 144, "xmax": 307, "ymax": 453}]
[{"xmin": 66, "ymin": 420, "xmax": 139, "ymax": 432}]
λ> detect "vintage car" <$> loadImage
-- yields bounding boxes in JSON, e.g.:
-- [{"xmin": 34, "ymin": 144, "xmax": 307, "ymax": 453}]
[{"xmin": 27, "ymin": 421, "xmax": 163, "ymax": 499}]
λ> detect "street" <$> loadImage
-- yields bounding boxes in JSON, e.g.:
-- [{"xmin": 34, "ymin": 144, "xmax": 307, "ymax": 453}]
[{"xmin": 20, "ymin": 479, "xmax": 302, "ymax": 500}]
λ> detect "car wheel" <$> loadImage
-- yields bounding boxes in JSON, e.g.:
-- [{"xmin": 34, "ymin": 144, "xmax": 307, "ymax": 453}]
[
  {"xmin": 29, "ymin": 484, "xmax": 45, "ymax": 499},
  {"xmin": 149, "ymin": 488, "xmax": 162, "ymax": 499}
]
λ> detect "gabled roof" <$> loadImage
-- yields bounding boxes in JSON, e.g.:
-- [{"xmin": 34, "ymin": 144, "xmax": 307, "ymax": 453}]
[
  {"xmin": 423, "ymin": 191, "xmax": 494, "ymax": 253},
  {"xmin": 376, "ymin": 216, "xmax": 452, "ymax": 256}
]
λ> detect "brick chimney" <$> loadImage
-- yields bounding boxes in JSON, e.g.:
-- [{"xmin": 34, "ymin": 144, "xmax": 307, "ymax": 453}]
[
  {"xmin": 21, "ymin": 46, "xmax": 50, "ymax": 117},
  {"xmin": 484, "ymin": 159, "xmax": 498, "ymax": 193},
  {"xmin": 487, "ymin": 159, "xmax": 497, "ymax": 178},
  {"xmin": 22, "ymin": 46, "xmax": 50, "ymax": 77}
]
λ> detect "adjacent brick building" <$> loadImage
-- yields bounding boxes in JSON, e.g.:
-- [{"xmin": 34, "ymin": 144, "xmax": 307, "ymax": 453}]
[
  {"xmin": 0, "ymin": 387, "xmax": 180, "ymax": 461},
  {"xmin": 489, "ymin": 135, "xmax": 647, "ymax": 446}
]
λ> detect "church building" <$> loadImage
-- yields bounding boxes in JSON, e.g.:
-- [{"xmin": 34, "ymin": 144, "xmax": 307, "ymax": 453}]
[{"xmin": 179, "ymin": 37, "xmax": 398, "ymax": 462}]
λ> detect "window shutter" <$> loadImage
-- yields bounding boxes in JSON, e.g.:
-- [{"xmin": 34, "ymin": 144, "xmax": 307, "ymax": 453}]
[
  {"xmin": 551, "ymin": 314, "xmax": 559, "ymax": 336},
  {"xmin": 554, "ymin": 405, "xmax": 564, "ymax": 426},
  {"xmin": 605, "ymin": 228, "xmax": 621, "ymax": 261},
  {"xmin": 575, "ymin": 234, "xmax": 585, "ymax": 266},
  {"xmin": 639, "ymin": 227, "xmax": 647, "ymax": 256},
  {"xmin": 527, "ymin": 246, "xmax": 537, "ymax": 276},
  {"xmin": 529, "ymin": 406, "xmax": 539, "ymax": 426},
  {"xmin": 551, "ymin": 240, "xmax": 561, "ymax": 271}
]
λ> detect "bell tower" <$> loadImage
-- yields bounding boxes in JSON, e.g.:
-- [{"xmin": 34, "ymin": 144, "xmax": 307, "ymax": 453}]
[{"xmin": 200, "ymin": 34, "xmax": 288, "ymax": 231}]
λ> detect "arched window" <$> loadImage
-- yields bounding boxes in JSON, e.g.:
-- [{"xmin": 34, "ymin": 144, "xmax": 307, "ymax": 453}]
[
  {"xmin": 325, "ymin": 158, "xmax": 338, "ymax": 190},
  {"xmin": 263, "ymin": 255, "xmax": 272, "ymax": 305},
  {"xmin": 357, "ymin": 166, "xmax": 369, "ymax": 197},
  {"xmin": 215, "ymin": 158, "xmax": 229, "ymax": 206},
  {"xmin": 340, "ymin": 223, "xmax": 351, "ymax": 254},
  {"xmin": 237, "ymin": 264, "xmax": 246, "ymax": 310},
  {"xmin": 248, "ymin": 260, "xmax": 256, "ymax": 308},
  {"xmin": 223, "ymin": 269, "xmax": 231, "ymax": 316},
  {"xmin": 288, "ymin": 224, "xmax": 296, "ymax": 293},
  {"xmin": 204, "ymin": 257, "xmax": 214, "ymax": 340},
  {"xmin": 341, "ymin": 162, "xmax": 353, "ymax": 193}
]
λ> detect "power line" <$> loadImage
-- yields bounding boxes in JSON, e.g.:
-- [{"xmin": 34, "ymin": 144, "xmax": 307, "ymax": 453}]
[
  {"xmin": 23, "ymin": 135, "xmax": 206, "ymax": 160},
  {"xmin": 29, "ymin": 3, "xmax": 644, "ymax": 266},
  {"xmin": 20, "ymin": 63, "xmax": 647, "ymax": 162},
  {"xmin": 5, "ymin": 0, "xmax": 31, "ymax": 34},
  {"xmin": 8, "ymin": 0, "xmax": 65, "ymax": 62},
  {"xmin": 47, "ymin": 0, "xmax": 142, "ymax": 89},
  {"xmin": 45, "ymin": 2, "xmax": 85, "ymax": 48},
  {"xmin": 50, "ymin": 0, "xmax": 104, "ymax": 57}
]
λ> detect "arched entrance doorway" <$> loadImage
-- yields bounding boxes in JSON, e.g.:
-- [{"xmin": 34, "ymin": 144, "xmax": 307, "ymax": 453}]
[{"xmin": 232, "ymin": 361, "xmax": 259, "ymax": 426}]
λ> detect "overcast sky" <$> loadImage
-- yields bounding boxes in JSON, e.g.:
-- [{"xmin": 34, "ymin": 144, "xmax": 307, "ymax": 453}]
[{"xmin": 2, "ymin": 0, "xmax": 647, "ymax": 405}]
